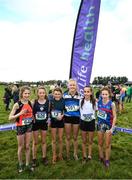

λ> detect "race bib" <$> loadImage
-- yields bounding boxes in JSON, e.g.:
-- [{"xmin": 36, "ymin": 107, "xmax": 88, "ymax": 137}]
[
  {"xmin": 65, "ymin": 105, "xmax": 79, "ymax": 112},
  {"xmin": 116, "ymin": 94, "xmax": 120, "ymax": 100},
  {"xmin": 22, "ymin": 117, "xmax": 33, "ymax": 125},
  {"xmin": 51, "ymin": 110, "xmax": 62, "ymax": 119},
  {"xmin": 82, "ymin": 113, "xmax": 93, "ymax": 122},
  {"xmin": 97, "ymin": 110, "xmax": 107, "ymax": 120},
  {"xmin": 35, "ymin": 112, "xmax": 47, "ymax": 120}
]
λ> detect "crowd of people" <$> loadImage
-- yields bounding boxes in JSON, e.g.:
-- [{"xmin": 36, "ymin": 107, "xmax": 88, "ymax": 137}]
[
  {"xmin": 6, "ymin": 80, "xmax": 131, "ymax": 173},
  {"xmin": 96, "ymin": 84, "xmax": 132, "ymax": 114}
]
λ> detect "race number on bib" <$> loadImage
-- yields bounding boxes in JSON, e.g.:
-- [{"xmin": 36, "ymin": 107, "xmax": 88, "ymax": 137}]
[
  {"xmin": 35, "ymin": 112, "xmax": 47, "ymax": 120},
  {"xmin": 82, "ymin": 113, "xmax": 93, "ymax": 122},
  {"xmin": 97, "ymin": 110, "xmax": 107, "ymax": 120},
  {"xmin": 22, "ymin": 117, "xmax": 33, "ymax": 125},
  {"xmin": 116, "ymin": 94, "xmax": 120, "ymax": 100},
  {"xmin": 51, "ymin": 110, "xmax": 62, "ymax": 119},
  {"xmin": 65, "ymin": 105, "xmax": 79, "ymax": 112}
]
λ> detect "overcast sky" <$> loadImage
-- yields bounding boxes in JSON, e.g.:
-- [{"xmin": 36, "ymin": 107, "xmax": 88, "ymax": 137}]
[{"xmin": 0, "ymin": 0, "xmax": 131, "ymax": 82}]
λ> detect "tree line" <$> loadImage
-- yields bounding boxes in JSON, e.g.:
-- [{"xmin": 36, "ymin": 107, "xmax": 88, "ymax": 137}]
[
  {"xmin": 0, "ymin": 76, "xmax": 128, "ymax": 87},
  {"xmin": 92, "ymin": 76, "xmax": 128, "ymax": 85}
]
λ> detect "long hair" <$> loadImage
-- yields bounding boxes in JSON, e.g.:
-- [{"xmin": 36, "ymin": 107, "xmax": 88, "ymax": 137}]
[
  {"xmin": 81, "ymin": 86, "xmax": 96, "ymax": 109},
  {"xmin": 19, "ymin": 86, "xmax": 31, "ymax": 99},
  {"xmin": 37, "ymin": 86, "xmax": 48, "ymax": 100},
  {"xmin": 100, "ymin": 86, "xmax": 112, "ymax": 99}
]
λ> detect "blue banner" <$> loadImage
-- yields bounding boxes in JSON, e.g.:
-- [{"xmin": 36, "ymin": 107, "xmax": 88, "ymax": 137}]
[
  {"xmin": 70, "ymin": 0, "xmax": 101, "ymax": 96},
  {"xmin": 115, "ymin": 126, "xmax": 132, "ymax": 134},
  {"xmin": 0, "ymin": 123, "xmax": 16, "ymax": 131},
  {"xmin": 0, "ymin": 123, "xmax": 132, "ymax": 135}
]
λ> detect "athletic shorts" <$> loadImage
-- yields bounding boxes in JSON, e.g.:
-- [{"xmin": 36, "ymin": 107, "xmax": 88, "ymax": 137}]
[
  {"xmin": 51, "ymin": 118, "xmax": 64, "ymax": 128},
  {"xmin": 80, "ymin": 119, "xmax": 95, "ymax": 132},
  {"xmin": 32, "ymin": 121, "xmax": 48, "ymax": 131},
  {"xmin": 64, "ymin": 116, "xmax": 80, "ymax": 125},
  {"xmin": 97, "ymin": 122, "xmax": 111, "ymax": 132},
  {"xmin": 120, "ymin": 96, "xmax": 125, "ymax": 102},
  {"xmin": 16, "ymin": 123, "xmax": 32, "ymax": 136}
]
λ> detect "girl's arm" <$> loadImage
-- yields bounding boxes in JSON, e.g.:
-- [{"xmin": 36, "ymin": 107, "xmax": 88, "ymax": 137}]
[
  {"xmin": 31, "ymin": 99, "xmax": 35, "ymax": 107},
  {"xmin": 111, "ymin": 102, "xmax": 117, "ymax": 129},
  {"xmin": 31, "ymin": 100, "xmax": 35, "ymax": 123},
  {"xmin": 9, "ymin": 103, "xmax": 26, "ymax": 121},
  {"xmin": 106, "ymin": 102, "xmax": 116, "ymax": 134}
]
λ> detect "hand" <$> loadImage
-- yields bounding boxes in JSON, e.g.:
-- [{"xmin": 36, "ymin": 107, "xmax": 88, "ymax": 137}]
[
  {"xmin": 20, "ymin": 109, "xmax": 28, "ymax": 115},
  {"xmin": 106, "ymin": 129, "xmax": 112, "ymax": 134},
  {"xmin": 48, "ymin": 121, "xmax": 51, "ymax": 127},
  {"xmin": 57, "ymin": 114, "xmax": 63, "ymax": 121},
  {"xmin": 47, "ymin": 118, "xmax": 51, "ymax": 127}
]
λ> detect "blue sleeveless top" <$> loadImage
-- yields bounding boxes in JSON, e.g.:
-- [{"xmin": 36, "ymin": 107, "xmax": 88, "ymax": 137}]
[
  {"xmin": 63, "ymin": 91, "xmax": 80, "ymax": 117},
  {"xmin": 97, "ymin": 99, "xmax": 113, "ymax": 127}
]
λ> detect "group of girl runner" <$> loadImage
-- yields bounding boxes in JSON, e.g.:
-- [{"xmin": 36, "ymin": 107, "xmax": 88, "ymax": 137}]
[{"xmin": 9, "ymin": 79, "xmax": 116, "ymax": 173}]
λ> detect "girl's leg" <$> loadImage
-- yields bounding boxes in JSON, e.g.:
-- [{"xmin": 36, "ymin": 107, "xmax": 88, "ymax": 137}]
[
  {"xmin": 98, "ymin": 131, "xmax": 104, "ymax": 160},
  {"xmin": 25, "ymin": 132, "xmax": 32, "ymax": 166},
  {"xmin": 104, "ymin": 132, "xmax": 112, "ymax": 167},
  {"xmin": 73, "ymin": 124, "xmax": 79, "ymax": 159},
  {"xmin": 58, "ymin": 128, "xmax": 64, "ymax": 160},
  {"xmin": 41, "ymin": 130, "xmax": 47, "ymax": 158},
  {"xmin": 17, "ymin": 134, "xmax": 25, "ymax": 165},
  {"xmin": 81, "ymin": 131, "xmax": 87, "ymax": 158},
  {"xmin": 51, "ymin": 128, "xmax": 57, "ymax": 164},
  {"xmin": 32, "ymin": 130, "xmax": 39, "ymax": 160},
  {"xmin": 88, "ymin": 131, "xmax": 94, "ymax": 159},
  {"xmin": 105, "ymin": 132, "xmax": 112, "ymax": 161},
  {"xmin": 64, "ymin": 123, "xmax": 72, "ymax": 159}
]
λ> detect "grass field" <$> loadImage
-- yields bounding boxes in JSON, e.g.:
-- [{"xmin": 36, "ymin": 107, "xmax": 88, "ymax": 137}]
[{"xmin": 0, "ymin": 85, "xmax": 132, "ymax": 179}]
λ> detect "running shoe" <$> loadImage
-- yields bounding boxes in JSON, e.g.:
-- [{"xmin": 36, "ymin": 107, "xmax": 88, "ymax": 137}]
[
  {"xmin": 25, "ymin": 164, "xmax": 34, "ymax": 172},
  {"xmin": 88, "ymin": 155, "xmax": 92, "ymax": 160},
  {"xmin": 82, "ymin": 157, "xmax": 87, "ymax": 164},
  {"xmin": 18, "ymin": 164, "xmax": 24, "ymax": 173},
  {"xmin": 104, "ymin": 160, "xmax": 110, "ymax": 168},
  {"xmin": 42, "ymin": 157, "xmax": 48, "ymax": 166},
  {"xmin": 32, "ymin": 159, "xmax": 37, "ymax": 167},
  {"xmin": 73, "ymin": 154, "xmax": 79, "ymax": 161}
]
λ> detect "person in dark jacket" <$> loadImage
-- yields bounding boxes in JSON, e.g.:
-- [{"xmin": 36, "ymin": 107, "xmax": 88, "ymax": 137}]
[{"xmin": 3, "ymin": 87, "xmax": 12, "ymax": 111}]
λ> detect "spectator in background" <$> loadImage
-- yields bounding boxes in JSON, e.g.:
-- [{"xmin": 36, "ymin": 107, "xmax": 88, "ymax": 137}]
[
  {"xmin": 3, "ymin": 86, "xmax": 12, "ymax": 111},
  {"xmin": 12, "ymin": 85, "xmax": 19, "ymax": 103},
  {"xmin": 95, "ymin": 88, "xmax": 101, "ymax": 101},
  {"xmin": 119, "ymin": 85, "xmax": 127, "ymax": 112},
  {"xmin": 48, "ymin": 85, "xmax": 55, "ymax": 102},
  {"xmin": 112, "ymin": 85, "xmax": 121, "ymax": 113},
  {"xmin": 126, "ymin": 85, "xmax": 132, "ymax": 103}
]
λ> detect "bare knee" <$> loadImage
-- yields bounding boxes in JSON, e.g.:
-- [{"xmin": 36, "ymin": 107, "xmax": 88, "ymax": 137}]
[
  {"xmin": 82, "ymin": 139, "xmax": 87, "ymax": 145},
  {"xmin": 89, "ymin": 139, "xmax": 93, "ymax": 145},
  {"xmin": 73, "ymin": 136, "xmax": 78, "ymax": 142},
  {"xmin": 66, "ymin": 135, "xmax": 70, "ymax": 141},
  {"xmin": 52, "ymin": 139, "xmax": 56, "ymax": 145},
  {"xmin": 33, "ymin": 139, "xmax": 38, "ymax": 146},
  {"xmin": 98, "ymin": 141, "xmax": 103, "ymax": 147},
  {"xmin": 106, "ymin": 144, "xmax": 110, "ymax": 149},
  {"xmin": 18, "ymin": 145, "xmax": 23, "ymax": 152},
  {"xmin": 59, "ymin": 138, "xmax": 63, "ymax": 144},
  {"xmin": 25, "ymin": 144, "xmax": 30, "ymax": 151},
  {"xmin": 42, "ymin": 140, "xmax": 46, "ymax": 145}
]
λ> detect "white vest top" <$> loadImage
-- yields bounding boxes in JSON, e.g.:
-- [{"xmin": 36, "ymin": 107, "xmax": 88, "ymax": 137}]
[{"xmin": 80, "ymin": 99, "xmax": 97, "ymax": 121}]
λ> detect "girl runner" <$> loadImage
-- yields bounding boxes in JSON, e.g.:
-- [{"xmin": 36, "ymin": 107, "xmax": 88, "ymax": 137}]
[
  {"xmin": 97, "ymin": 86, "xmax": 116, "ymax": 168},
  {"xmin": 63, "ymin": 79, "xmax": 80, "ymax": 160},
  {"xmin": 9, "ymin": 86, "xmax": 34, "ymax": 173},
  {"xmin": 32, "ymin": 86, "xmax": 49, "ymax": 167},
  {"xmin": 50, "ymin": 87, "xmax": 65, "ymax": 164},
  {"xmin": 80, "ymin": 86, "xmax": 97, "ymax": 164}
]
